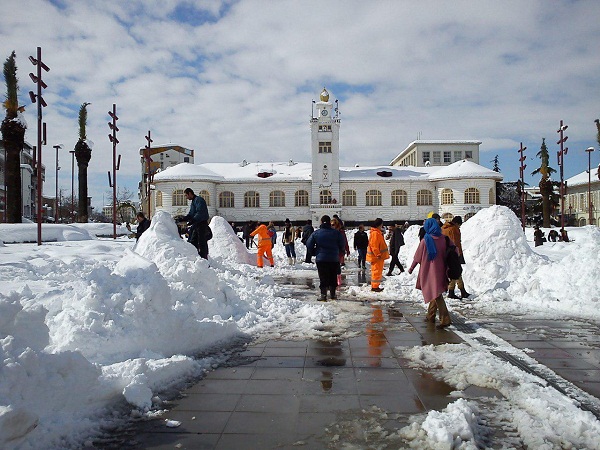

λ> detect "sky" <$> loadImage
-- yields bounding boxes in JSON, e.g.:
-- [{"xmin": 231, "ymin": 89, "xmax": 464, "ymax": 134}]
[{"xmin": 2, "ymin": 0, "xmax": 599, "ymax": 211}]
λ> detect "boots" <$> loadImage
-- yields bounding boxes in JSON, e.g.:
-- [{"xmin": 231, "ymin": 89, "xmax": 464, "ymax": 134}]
[
  {"xmin": 318, "ymin": 293, "xmax": 327, "ymax": 301},
  {"xmin": 447, "ymin": 290, "xmax": 459, "ymax": 299},
  {"xmin": 287, "ymin": 257, "xmax": 293, "ymax": 265},
  {"xmin": 460, "ymin": 288, "xmax": 471, "ymax": 299},
  {"xmin": 293, "ymin": 257, "xmax": 296, "ymax": 264},
  {"xmin": 330, "ymin": 288, "xmax": 337, "ymax": 300},
  {"xmin": 386, "ymin": 270, "xmax": 393, "ymax": 276}
]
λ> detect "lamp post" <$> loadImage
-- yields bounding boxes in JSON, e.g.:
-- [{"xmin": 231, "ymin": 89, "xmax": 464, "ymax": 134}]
[
  {"xmin": 518, "ymin": 142, "xmax": 527, "ymax": 232},
  {"xmin": 107, "ymin": 104, "xmax": 120, "ymax": 239},
  {"xmin": 69, "ymin": 150, "xmax": 75, "ymax": 222},
  {"xmin": 144, "ymin": 131, "xmax": 154, "ymax": 216},
  {"xmin": 556, "ymin": 120, "xmax": 569, "ymax": 229},
  {"xmin": 53, "ymin": 144, "xmax": 63, "ymax": 223},
  {"xmin": 586, "ymin": 147, "xmax": 594, "ymax": 225}
]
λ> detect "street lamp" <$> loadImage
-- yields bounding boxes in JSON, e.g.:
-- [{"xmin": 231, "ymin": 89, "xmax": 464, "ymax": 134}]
[
  {"xmin": 53, "ymin": 144, "xmax": 63, "ymax": 223},
  {"xmin": 556, "ymin": 120, "xmax": 568, "ymax": 229},
  {"xmin": 586, "ymin": 146, "xmax": 594, "ymax": 225},
  {"xmin": 69, "ymin": 150, "xmax": 75, "ymax": 222}
]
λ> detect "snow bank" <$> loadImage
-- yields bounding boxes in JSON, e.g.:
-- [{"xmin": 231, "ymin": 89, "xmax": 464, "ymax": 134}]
[
  {"xmin": 0, "ymin": 223, "xmax": 129, "ymax": 243},
  {"xmin": 208, "ymin": 216, "xmax": 255, "ymax": 265}
]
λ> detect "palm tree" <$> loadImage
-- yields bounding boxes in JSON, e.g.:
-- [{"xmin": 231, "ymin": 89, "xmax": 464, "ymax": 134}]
[
  {"xmin": 74, "ymin": 102, "xmax": 92, "ymax": 222},
  {"xmin": 1, "ymin": 51, "xmax": 26, "ymax": 223},
  {"xmin": 531, "ymin": 138, "xmax": 557, "ymax": 227}
]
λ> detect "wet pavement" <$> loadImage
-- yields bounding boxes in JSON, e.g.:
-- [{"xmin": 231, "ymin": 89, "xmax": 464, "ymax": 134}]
[{"xmin": 111, "ymin": 268, "xmax": 600, "ymax": 449}]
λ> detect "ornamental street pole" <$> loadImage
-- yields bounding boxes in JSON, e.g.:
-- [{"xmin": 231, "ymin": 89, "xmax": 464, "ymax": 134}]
[
  {"xmin": 586, "ymin": 146, "xmax": 595, "ymax": 225},
  {"xmin": 556, "ymin": 120, "xmax": 569, "ymax": 229},
  {"xmin": 107, "ymin": 104, "xmax": 120, "ymax": 239},
  {"xmin": 518, "ymin": 142, "xmax": 527, "ymax": 232}
]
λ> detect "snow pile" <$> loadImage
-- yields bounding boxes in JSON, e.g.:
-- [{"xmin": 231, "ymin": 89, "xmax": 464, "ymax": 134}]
[
  {"xmin": 402, "ymin": 344, "xmax": 600, "ymax": 449},
  {"xmin": 0, "ymin": 224, "xmax": 95, "ymax": 243},
  {"xmin": 208, "ymin": 216, "xmax": 255, "ymax": 265}
]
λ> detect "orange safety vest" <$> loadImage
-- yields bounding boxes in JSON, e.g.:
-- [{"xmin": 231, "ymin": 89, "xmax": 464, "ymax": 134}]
[{"xmin": 366, "ymin": 227, "xmax": 389, "ymax": 262}]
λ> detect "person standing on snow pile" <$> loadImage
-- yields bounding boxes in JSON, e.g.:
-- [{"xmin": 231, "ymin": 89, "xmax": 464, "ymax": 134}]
[
  {"xmin": 250, "ymin": 222, "xmax": 275, "ymax": 268},
  {"xmin": 301, "ymin": 219, "xmax": 315, "ymax": 263},
  {"xmin": 353, "ymin": 224, "xmax": 368, "ymax": 270},
  {"xmin": 282, "ymin": 218, "xmax": 297, "ymax": 265},
  {"xmin": 306, "ymin": 215, "xmax": 345, "ymax": 301},
  {"xmin": 408, "ymin": 218, "xmax": 454, "ymax": 329},
  {"xmin": 367, "ymin": 218, "xmax": 389, "ymax": 292},
  {"xmin": 441, "ymin": 216, "xmax": 471, "ymax": 299},
  {"xmin": 386, "ymin": 224, "xmax": 405, "ymax": 276},
  {"xmin": 182, "ymin": 188, "xmax": 210, "ymax": 259}
]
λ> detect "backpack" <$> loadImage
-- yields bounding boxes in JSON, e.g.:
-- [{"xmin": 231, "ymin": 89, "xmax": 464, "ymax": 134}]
[{"xmin": 444, "ymin": 236, "xmax": 463, "ymax": 280}]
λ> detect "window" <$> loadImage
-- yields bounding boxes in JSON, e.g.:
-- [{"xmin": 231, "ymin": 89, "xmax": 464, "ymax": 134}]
[
  {"xmin": 489, "ymin": 188, "xmax": 495, "ymax": 205},
  {"xmin": 318, "ymin": 125, "xmax": 332, "ymax": 132},
  {"xmin": 320, "ymin": 190, "xmax": 332, "ymax": 204},
  {"xmin": 244, "ymin": 191, "xmax": 260, "ymax": 208},
  {"xmin": 443, "ymin": 151, "xmax": 451, "ymax": 163},
  {"xmin": 199, "ymin": 190, "xmax": 210, "ymax": 206},
  {"xmin": 422, "ymin": 151, "xmax": 430, "ymax": 164},
  {"xmin": 465, "ymin": 150, "xmax": 473, "ymax": 159},
  {"xmin": 219, "ymin": 191, "xmax": 234, "ymax": 208},
  {"xmin": 391, "ymin": 189, "xmax": 407, "ymax": 206},
  {"xmin": 366, "ymin": 190, "xmax": 382, "ymax": 207},
  {"xmin": 453, "ymin": 151, "xmax": 462, "ymax": 162},
  {"xmin": 342, "ymin": 190, "xmax": 356, "ymax": 206},
  {"xmin": 155, "ymin": 191, "xmax": 163, "ymax": 207},
  {"xmin": 295, "ymin": 190, "xmax": 309, "ymax": 207},
  {"xmin": 269, "ymin": 190, "xmax": 285, "ymax": 207},
  {"xmin": 417, "ymin": 189, "xmax": 433, "ymax": 206},
  {"xmin": 319, "ymin": 141, "xmax": 332, "ymax": 153},
  {"xmin": 433, "ymin": 151, "xmax": 441, "ymax": 164},
  {"xmin": 464, "ymin": 188, "xmax": 480, "ymax": 204},
  {"xmin": 172, "ymin": 189, "xmax": 187, "ymax": 206},
  {"xmin": 183, "ymin": 157, "xmax": 190, "ymax": 163},
  {"xmin": 441, "ymin": 188, "xmax": 454, "ymax": 205}
]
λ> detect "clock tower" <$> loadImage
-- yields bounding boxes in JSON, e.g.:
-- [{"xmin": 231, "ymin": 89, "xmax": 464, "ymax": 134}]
[{"xmin": 310, "ymin": 88, "xmax": 341, "ymax": 221}]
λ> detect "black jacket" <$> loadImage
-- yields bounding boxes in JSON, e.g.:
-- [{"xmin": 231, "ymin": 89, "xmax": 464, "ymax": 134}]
[
  {"xmin": 353, "ymin": 230, "xmax": 368, "ymax": 250},
  {"xmin": 301, "ymin": 224, "xmax": 314, "ymax": 244},
  {"xmin": 389, "ymin": 228, "xmax": 405, "ymax": 255},
  {"xmin": 136, "ymin": 218, "xmax": 151, "ymax": 241}
]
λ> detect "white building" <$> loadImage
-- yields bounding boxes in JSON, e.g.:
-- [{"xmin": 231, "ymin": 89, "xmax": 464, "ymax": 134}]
[
  {"xmin": 151, "ymin": 88, "xmax": 502, "ymax": 225},
  {"xmin": 390, "ymin": 140, "xmax": 481, "ymax": 167},
  {"xmin": 564, "ymin": 165, "xmax": 600, "ymax": 226}
]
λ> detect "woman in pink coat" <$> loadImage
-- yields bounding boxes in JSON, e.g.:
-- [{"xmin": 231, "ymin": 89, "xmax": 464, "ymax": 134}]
[{"xmin": 408, "ymin": 218, "xmax": 453, "ymax": 329}]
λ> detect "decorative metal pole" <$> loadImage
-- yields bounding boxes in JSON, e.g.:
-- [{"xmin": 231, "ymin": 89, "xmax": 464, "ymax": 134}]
[
  {"xmin": 28, "ymin": 46, "xmax": 50, "ymax": 245},
  {"xmin": 586, "ymin": 147, "xmax": 594, "ymax": 225},
  {"xmin": 518, "ymin": 142, "xmax": 527, "ymax": 232},
  {"xmin": 144, "ymin": 131, "xmax": 153, "ymax": 216},
  {"xmin": 107, "ymin": 104, "xmax": 120, "ymax": 239},
  {"xmin": 53, "ymin": 144, "xmax": 62, "ymax": 223},
  {"xmin": 556, "ymin": 120, "xmax": 568, "ymax": 229},
  {"xmin": 69, "ymin": 150, "xmax": 75, "ymax": 222}
]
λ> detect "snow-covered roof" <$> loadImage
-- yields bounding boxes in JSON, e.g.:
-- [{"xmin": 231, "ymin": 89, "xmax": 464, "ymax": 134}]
[
  {"xmin": 339, "ymin": 166, "xmax": 433, "ymax": 181},
  {"xmin": 201, "ymin": 162, "xmax": 313, "ymax": 181},
  {"xmin": 152, "ymin": 163, "xmax": 224, "ymax": 182},
  {"xmin": 565, "ymin": 166, "xmax": 600, "ymax": 187},
  {"xmin": 428, "ymin": 159, "xmax": 503, "ymax": 181}
]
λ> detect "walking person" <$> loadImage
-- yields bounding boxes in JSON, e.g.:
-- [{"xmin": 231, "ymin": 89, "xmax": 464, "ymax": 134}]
[
  {"xmin": 353, "ymin": 224, "xmax": 368, "ymax": 269},
  {"xmin": 386, "ymin": 224, "xmax": 405, "ymax": 276},
  {"xmin": 441, "ymin": 216, "xmax": 471, "ymax": 299},
  {"xmin": 306, "ymin": 215, "xmax": 345, "ymax": 301},
  {"xmin": 408, "ymin": 218, "xmax": 453, "ymax": 329},
  {"xmin": 282, "ymin": 218, "xmax": 297, "ymax": 264},
  {"xmin": 250, "ymin": 222, "xmax": 275, "ymax": 268},
  {"xmin": 301, "ymin": 219, "xmax": 315, "ymax": 263},
  {"xmin": 182, "ymin": 188, "xmax": 210, "ymax": 259},
  {"xmin": 367, "ymin": 218, "xmax": 389, "ymax": 292}
]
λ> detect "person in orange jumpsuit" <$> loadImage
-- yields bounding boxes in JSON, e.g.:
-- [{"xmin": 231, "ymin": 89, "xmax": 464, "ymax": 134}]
[
  {"xmin": 367, "ymin": 218, "xmax": 389, "ymax": 292},
  {"xmin": 250, "ymin": 223, "xmax": 275, "ymax": 268}
]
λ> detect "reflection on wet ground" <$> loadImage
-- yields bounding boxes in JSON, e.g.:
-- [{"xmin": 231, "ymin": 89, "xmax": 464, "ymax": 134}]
[{"xmin": 103, "ymin": 267, "xmax": 600, "ymax": 449}]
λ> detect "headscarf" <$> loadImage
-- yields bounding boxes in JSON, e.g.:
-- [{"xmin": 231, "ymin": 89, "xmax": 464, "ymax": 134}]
[{"xmin": 423, "ymin": 218, "xmax": 442, "ymax": 261}]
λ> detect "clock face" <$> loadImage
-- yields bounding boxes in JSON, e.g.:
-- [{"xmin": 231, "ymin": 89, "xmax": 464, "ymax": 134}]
[{"xmin": 321, "ymin": 109, "xmax": 328, "ymax": 116}]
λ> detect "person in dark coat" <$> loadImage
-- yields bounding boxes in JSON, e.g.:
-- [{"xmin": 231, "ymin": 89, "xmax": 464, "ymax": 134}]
[
  {"xmin": 353, "ymin": 224, "xmax": 368, "ymax": 269},
  {"xmin": 386, "ymin": 224, "xmax": 405, "ymax": 276},
  {"xmin": 301, "ymin": 219, "xmax": 315, "ymax": 263},
  {"xmin": 534, "ymin": 226, "xmax": 545, "ymax": 247},
  {"xmin": 134, "ymin": 212, "xmax": 151, "ymax": 241},
  {"xmin": 242, "ymin": 221, "xmax": 255, "ymax": 248},
  {"xmin": 182, "ymin": 188, "xmax": 210, "ymax": 259},
  {"xmin": 306, "ymin": 215, "xmax": 345, "ymax": 301}
]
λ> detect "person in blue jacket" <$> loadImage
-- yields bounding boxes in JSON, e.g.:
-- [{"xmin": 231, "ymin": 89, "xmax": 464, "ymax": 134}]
[
  {"xmin": 183, "ymin": 188, "xmax": 210, "ymax": 259},
  {"xmin": 306, "ymin": 215, "xmax": 345, "ymax": 301}
]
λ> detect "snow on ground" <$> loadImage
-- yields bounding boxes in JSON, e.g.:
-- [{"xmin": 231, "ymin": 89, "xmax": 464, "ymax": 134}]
[
  {"xmin": 0, "ymin": 223, "xmax": 129, "ymax": 243},
  {"xmin": 1, "ymin": 205, "xmax": 599, "ymax": 448}
]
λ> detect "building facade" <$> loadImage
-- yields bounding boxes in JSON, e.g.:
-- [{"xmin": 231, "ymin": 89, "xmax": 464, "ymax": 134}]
[
  {"xmin": 564, "ymin": 166, "xmax": 600, "ymax": 226},
  {"xmin": 150, "ymin": 88, "xmax": 502, "ymax": 225}
]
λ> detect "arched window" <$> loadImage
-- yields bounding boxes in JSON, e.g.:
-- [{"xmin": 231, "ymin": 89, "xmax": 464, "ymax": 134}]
[
  {"xmin": 172, "ymin": 189, "xmax": 187, "ymax": 207},
  {"xmin": 155, "ymin": 191, "xmax": 163, "ymax": 207},
  {"xmin": 441, "ymin": 188, "xmax": 453, "ymax": 205},
  {"xmin": 244, "ymin": 191, "xmax": 260, "ymax": 208},
  {"xmin": 342, "ymin": 190, "xmax": 356, "ymax": 206},
  {"xmin": 442, "ymin": 212, "xmax": 454, "ymax": 221},
  {"xmin": 391, "ymin": 189, "xmax": 407, "ymax": 206},
  {"xmin": 199, "ymin": 190, "xmax": 210, "ymax": 206},
  {"xmin": 489, "ymin": 188, "xmax": 495, "ymax": 205},
  {"xmin": 269, "ymin": 190, "xmax": 285, "ymax": 207},
  {"xmin": 366, "ymin": 190, "xmax": 382, "ymax": 207},
  {"xmin": 320, "ymin": 190, "xmax": 332, "ymax": 204},
  {"xmin": 417, "ymin": 189, "xmax": 433, "ymax": 206},
  {"xmin": 219, "ymin": 191, "xmax": 234, "ymax": 208},
  {"xmin": 295, "ymin": 190, "xmax": 309, "ymax": 207},
  {"xmin": 464, "ymin": 188, "xmax": 480, "ymax": 204}
]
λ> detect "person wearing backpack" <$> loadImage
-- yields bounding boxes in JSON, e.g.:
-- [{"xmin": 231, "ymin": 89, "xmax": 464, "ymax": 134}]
[
  {"xmin": 408, "ymin": 218, "xmax": 453, "ymax": 329},
  {"xmin": 441, "ymin": 216, "xmax": 471, "ymax": 299}
]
